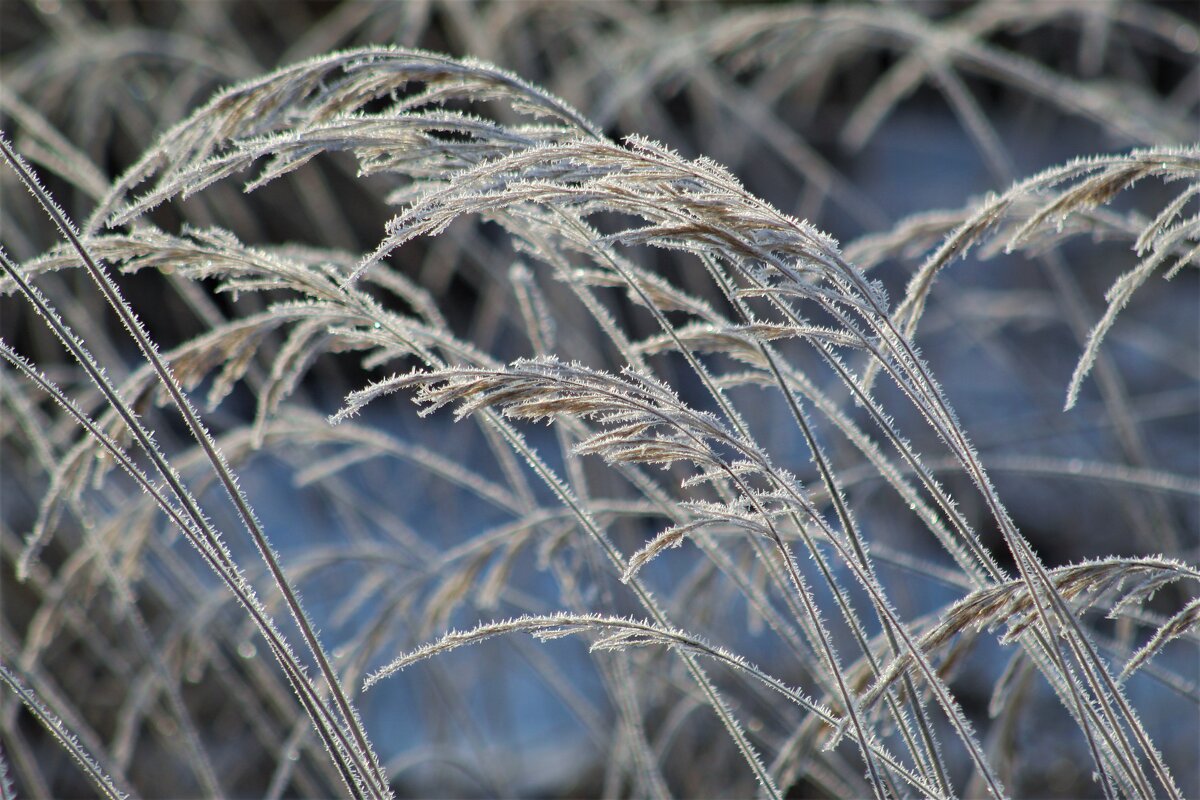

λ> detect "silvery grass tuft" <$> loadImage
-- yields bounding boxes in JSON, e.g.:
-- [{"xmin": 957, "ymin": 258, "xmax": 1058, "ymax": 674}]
[{"xmin": 1, "ymin": 6, "xmax": 1197, "ymax": 798}]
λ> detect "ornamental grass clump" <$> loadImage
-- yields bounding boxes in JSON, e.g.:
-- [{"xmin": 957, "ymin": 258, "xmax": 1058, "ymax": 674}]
[{"xmin": 1, "ymin": 3, "xmax": 1196, "ymax": 798}]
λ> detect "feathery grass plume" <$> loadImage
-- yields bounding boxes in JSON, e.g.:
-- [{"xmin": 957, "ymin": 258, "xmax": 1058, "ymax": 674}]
[
  {"xmin": 2, "ymin": 4, "xmax": 1196, "ymax": 798},
  {"xmin": 874, "ymin": 148, "xmax": 1200, "ymax": 409}
]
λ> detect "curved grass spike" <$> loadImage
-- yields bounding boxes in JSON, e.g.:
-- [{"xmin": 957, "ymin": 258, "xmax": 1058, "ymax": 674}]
[
  {"xmin": 365, "ymin": 612, "xmax": 944, "ymax": 797},
  {"xmin": 0, "ymin": 135, "xmax": 391, "ymax": 800}
]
